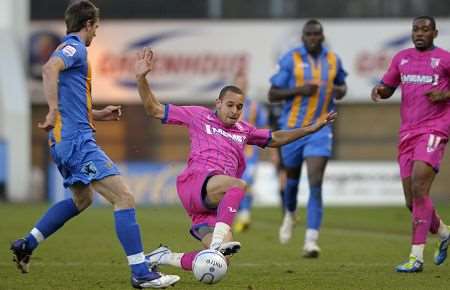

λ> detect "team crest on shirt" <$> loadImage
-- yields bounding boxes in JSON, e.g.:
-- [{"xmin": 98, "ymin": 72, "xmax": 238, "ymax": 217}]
[
  {"xmin": 62, "ymin": 45, "xmax": 77, "ymax": 57},
  {"xmin": 400, "ymin": 58, "xmax": 408, "ymax": 66},
  {"xmin": 430, "ymin": 58, "xmax": 440, "ymax": 69}
]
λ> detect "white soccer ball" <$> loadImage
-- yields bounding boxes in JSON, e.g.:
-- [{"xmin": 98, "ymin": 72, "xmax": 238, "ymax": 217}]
[{"xmin": 192, "ymin": 249, "xmax": 228, "ymax": 284}]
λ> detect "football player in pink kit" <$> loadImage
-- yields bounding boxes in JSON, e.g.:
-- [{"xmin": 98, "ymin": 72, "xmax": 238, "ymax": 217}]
[
  {"xmin": 135, "ymin": 47, "xmax": 336, "ymax": 273},
  {"xmin": 371, "ymin": 16, "xmax": 450, "ymax": 273}
]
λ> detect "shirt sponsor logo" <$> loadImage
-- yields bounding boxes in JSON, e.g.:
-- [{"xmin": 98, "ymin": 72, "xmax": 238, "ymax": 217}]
[
  {"xmin": 430, "ymin": 57, "xmax": 440, "ymax": 69},
  {"xmin": 62, "ymin": 45, "xmax": 76, "ymax": 57},
  {"xmin": 205, "ymin": 124, "xmax": 246, "ymax": 144},
  {"xmin": 400, "ymin": 74, "xmax": 439, "ymax": 85}
]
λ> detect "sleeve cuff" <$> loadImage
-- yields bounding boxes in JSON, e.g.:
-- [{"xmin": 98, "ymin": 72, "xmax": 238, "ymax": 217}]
[{"xmin": 161, "ymin": 104, "xmax": 169, "ymax": 124}]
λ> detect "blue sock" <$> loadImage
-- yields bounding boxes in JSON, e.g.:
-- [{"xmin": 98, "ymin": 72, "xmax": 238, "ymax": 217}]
[
  {"xmin": 284, "ymin": 178, "xmax": 299, "ymax": 212},
  {"xmin": 307, "ymin": 186, "xmax": 323, "ymax": 230},
  {"xmin": 25, "ymin": 198, "xmax": 80, "ymax": 251},
  {"xmin": 239, "ymin": 194, "xmax": 253, "ymax": 211},
  {"xmin": 114, "ymin": 208, "xmax": 157, "ymax": 279}
]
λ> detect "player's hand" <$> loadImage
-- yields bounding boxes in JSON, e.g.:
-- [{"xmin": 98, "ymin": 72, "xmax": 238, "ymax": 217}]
[
  {"xmin": 425, "ymin": 90, "xmax": 449, "ymax": 103},
  {"xmin": 95, "ymin": 105, "xmax": 122, "ymax": 121},
  {"xmin": 308, "ymin": 111, "xmax": 337, "ymax": 132},
  {"xmin": 38, "ymin": 109, "xmax": 57, "ymax": 131},
  {"xmin": 297, "ymin": 84, "xmax": 319, "ymax": 96},
  {"xmin": 371, "ymin": 84, "xmax": 384, "ymax": 102},
  {"xmin": 332, "ymin": 85, "xmax": 346, "ymax": 100},
  {"xmin": 135, "ymin": 47, "xmax": 154, "ymax": 78}
]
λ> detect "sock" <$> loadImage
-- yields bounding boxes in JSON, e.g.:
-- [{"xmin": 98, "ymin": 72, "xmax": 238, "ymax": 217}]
[
  {"xmin": 216, "ymin": 187, "xmax": 245, "ymax": 226},
  {"xmin": 411, "ymin": 196, "xmax": 433, "ymax": 245},
  {"xmin": 210, "ymin": 222, "xmax": 230, "ymax": 249},
  {"xmin": 180, "ymin": 250, "xmax": 200, "ymax": 271},
  {"xmin": 25, "ymin": 198, "xmax": 80, "ymax": 251},
  {"xmin": 429, "ymin": 209, "xmax": 440, "ymax": 235},
  {"xmin": 284, "ymin": 178, "xmax": 299, "ymax": 212},
  {"xmin": 305, "ymin": 228, "xmax": 319, "ymax": 244},
  {"xmin": 160, "ymin": 252, "xmax": 183, "ymax": 268},
  {"xmin": 114, "ymin": 208, "xmax": 156, "ymax": 279},
  {"xmin": 239, "ymin": 194, "xmax": 253, "ymax": 211},
  {"xmin": 306, "ymin": 186, "xmax": 323, "ymax": 230},
  {"xmin": 279, "ymin": 189, "xmax": 285, "ymax": 210},
  {"xmin": 411, "ymin": 244, "xmax": 424, "ymax": 262}
]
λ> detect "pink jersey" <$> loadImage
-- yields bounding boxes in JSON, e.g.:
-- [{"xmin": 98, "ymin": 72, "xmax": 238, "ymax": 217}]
[
  {"xmin": 382, "ymin": 47, "xmax": 450, "ymax": 137},
  {"xmin": 162, "ymin": 104, "xmax": 271, "ymax": 178}
]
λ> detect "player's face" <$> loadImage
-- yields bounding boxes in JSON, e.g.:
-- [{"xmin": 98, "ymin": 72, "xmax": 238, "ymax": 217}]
[
  {"xmin": 302, "ymin": 24, "xmax": 324, "ymax": 54},
  {"xmin": 85, "ymin": 19, "xmax": 99, "ymax": 47},
  {"xmin": 216, "ymin": 91, "xmax": 245, "ymax": 126},
  {"xmin": 412, "ymin": 19, "xmax": 437, "ymax": 51}
]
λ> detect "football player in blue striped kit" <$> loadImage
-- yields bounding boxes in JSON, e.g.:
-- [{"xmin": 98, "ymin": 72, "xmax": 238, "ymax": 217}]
[{"xmin": 269, "ymin": 19, "xmax": 347, "ymax": 258}]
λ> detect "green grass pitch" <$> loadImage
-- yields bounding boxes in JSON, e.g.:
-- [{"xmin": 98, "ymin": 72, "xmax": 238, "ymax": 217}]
[{"xmin": 1, "ymin": 204, "xmax": 450, "ymax": 290}]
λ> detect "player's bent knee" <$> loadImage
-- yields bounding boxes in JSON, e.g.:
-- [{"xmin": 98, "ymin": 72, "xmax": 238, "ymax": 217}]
[{"xmin": 232, "ymin": 179, "xmax": 247, "ymax": 191}]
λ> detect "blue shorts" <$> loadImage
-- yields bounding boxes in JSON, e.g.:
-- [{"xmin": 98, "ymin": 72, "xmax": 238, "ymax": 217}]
[
  {"xmin": 49, "ymin": 132, "xmax": 120, "ymax": 188},
  {"xmin": 281, "ymin": 125, "xmax": 333, "ymax": 168}
]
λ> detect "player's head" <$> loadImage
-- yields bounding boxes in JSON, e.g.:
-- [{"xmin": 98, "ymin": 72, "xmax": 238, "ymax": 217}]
[
  {"xmin": 216, "ymin": 85, "xmax": 245, "ymax": 126},
  {"xmin": 65, "ymin": 0, "xmax": 100, "ymax": 46},
  {"xmin": 412, "ymin": 16, "xmax": 437, "ymax": 51},
  {"xmin": 302, "ymin": 19, "xmax": 324, "ymax": 54}
]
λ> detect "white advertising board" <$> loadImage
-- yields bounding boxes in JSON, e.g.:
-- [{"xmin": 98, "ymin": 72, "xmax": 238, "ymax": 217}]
[{"xmin": 30, "ymin": 19, "xmax": 450, "ymax": 104}]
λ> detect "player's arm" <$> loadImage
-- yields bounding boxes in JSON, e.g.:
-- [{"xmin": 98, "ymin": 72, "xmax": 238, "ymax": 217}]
[
  {"xmin": 134, "ymin": 47, "xmax": 164, "ymax": 119},
  {"xmin": 268, "ymin": 84, "xmax": 318, "ymax": 102},
  {"xmin": 425, "ymin": 90, "xmax": 450, "ymax": 102},
  {"xmin": 38, "ymin": 57, "xmax": 65, "ymax": 131},
  {"xmin": 267, "ymin": 111, "xmax": 336, "ymax": 148},
  {"xmin": 371, "ymin": 83, "xmax": 396, "ymax": 102},
  {"xmin": 332, "ymin": 57, "xmax": 348, "ymax": 100},
  {"xmin": 371, "ymin": 54, "xmax": 400, "ymax": 102},
  {"xmin": 92, "ymin": 105, "xmax": 122, "ymax": 121}
]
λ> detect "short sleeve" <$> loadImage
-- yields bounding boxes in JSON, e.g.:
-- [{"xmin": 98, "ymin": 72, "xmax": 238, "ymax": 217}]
[
  {"xmin": 334, "ymin": 56, "xmax": 348, "ymax": 85},
  {"xmin": 247, "ymin": 126, "xmax": 272, "ymax": 148},
  {"xmin": 52, "ymin": 42, "xmax": 83, "ymax": 70},
  {"xmin": 162, "ymin": 104, "xmax": 200, "ymax": 126},
  {"xmin": 270, "ymin": 53, "xmax": 293, "ymax": 88},
  {"xmin": 381, "ymin": 53, "xmax": 401, "ymax": 88}
]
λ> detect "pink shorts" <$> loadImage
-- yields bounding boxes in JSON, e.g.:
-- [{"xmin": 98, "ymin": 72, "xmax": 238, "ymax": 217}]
[
  {"xmin": 398, "ymin": 131, "xmax": 448, "ymax": 179},
  {"xmin": 176, "ymin": 168, "xmax": 222, "ymax": 230}
]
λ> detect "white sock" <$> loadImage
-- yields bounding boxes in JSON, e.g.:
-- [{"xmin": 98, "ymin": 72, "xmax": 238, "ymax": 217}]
[
  {"xmin": 411, "ymin": 244, "xmax": 424, "ymax": 262},
  {"xmin": 210, "ymin": 222, "xmax": 230, "ymax": 249},
  {"xmin": 438, "ymin": 221, "xmax": 450, "ymax": 240},
  {"xmin": 305, "ymin": 229, "xmax": 319, "ymax": 244},
  {"xmin": 31, "ymin": 228, "xmax": 45, "ymax": 243},
  {"xmin": 160, "ymin": 252, "xmax": 183, "ymax": 268}
]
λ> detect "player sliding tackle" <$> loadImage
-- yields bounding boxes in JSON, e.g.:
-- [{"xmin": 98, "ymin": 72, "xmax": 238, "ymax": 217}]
[{"xmin": 135, "ymin": 47, "xmax": 336, "ymax": 272}]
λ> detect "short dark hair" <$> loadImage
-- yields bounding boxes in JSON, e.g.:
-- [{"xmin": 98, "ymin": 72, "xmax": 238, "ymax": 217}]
[
  {"xmin": 218, "ymin": 85, "xmax": 244, "ymax": 99},
  {"xmin": 65, "ymin": 0, "xmax": 99, "ymax": 34},
  {"xmin": 413, "ymin": 16, "xmax": 436, "ymax": 30},
  {"xmin": 303, "ymin": 19, "xmax": 323, "ymax": 33}
]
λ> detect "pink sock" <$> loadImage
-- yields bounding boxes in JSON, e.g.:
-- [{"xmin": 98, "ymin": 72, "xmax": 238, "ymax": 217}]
[
  {"xmin": 429, "ymin": 209, "xmax": 440, "ymax": 235},
  {"xmin": 180, "ymin": 250, "xmax": 200, "ymax": 271},
  {"xmin": 412, "ymin": 196, "xmax": 433, "ymax": 244},
  {"xmin": 217, "ymin": 187, "xmax": 245, "ymax": 226}
]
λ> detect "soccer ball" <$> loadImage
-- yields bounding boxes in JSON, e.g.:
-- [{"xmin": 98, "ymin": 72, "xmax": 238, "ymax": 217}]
[{"xmin": 192, "ymin": 249, "xmax": 228, "ymax": 284}]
